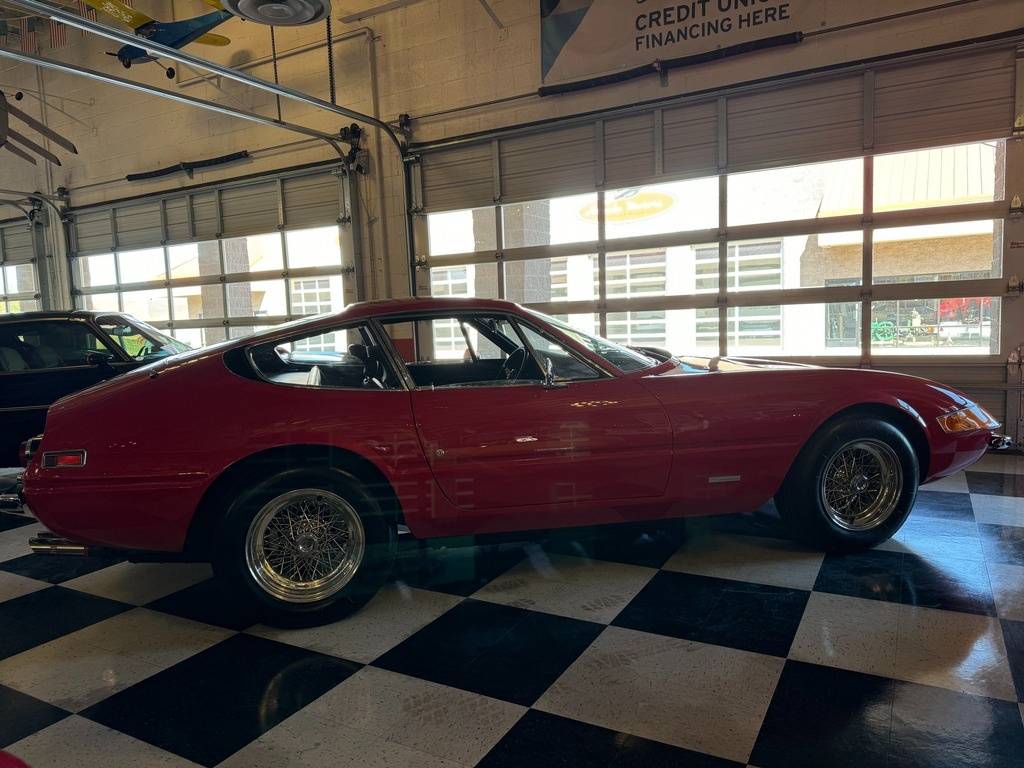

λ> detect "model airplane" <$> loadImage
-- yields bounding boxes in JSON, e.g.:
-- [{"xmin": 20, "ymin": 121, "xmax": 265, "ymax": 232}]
[{"xmin": 82, "ymin": 0, "xmax": 233, "ymax": 79}]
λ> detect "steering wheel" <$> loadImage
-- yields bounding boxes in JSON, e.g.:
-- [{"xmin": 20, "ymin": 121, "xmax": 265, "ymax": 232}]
[{"xmin": 501, "ymin": 347, "xmax": 527, "ymax": 381}]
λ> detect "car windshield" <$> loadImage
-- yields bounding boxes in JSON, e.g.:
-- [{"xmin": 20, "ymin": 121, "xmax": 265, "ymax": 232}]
[
  {"xmin": 526, "ymin": 309, "xmax": 657, "ymax": 373},
  {"xmin": 98, "ymin": 316, "xmax": 191, "ymax": 362}
]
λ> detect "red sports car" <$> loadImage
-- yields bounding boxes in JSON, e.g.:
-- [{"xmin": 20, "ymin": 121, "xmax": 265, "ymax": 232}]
[{"xmin": 22, "ymin": 297, "xmax": 1001, "ymax": 626}]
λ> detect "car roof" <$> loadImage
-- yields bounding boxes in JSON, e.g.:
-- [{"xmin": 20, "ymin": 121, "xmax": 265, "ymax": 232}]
[
  {"xmin": 0, "ymin": 309, "xmax": 122, "ymax": 323},
  {"xmin": 341, "ymin": 296, "xmax": 524, "ymax": 320}
]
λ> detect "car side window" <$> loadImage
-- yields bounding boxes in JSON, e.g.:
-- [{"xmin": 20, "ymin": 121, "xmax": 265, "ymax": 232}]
[
  {"xmin": 382, "ymin": 314, "xmax": 546, "ymax": 388},
  {"xmin": 515, "ymin": 323, "xmax": 603, "ymax": 382},
  {"xmin": 249, "ymin": 323, "xmax": 399, "ymax": 390},
  {"xmin": 0, "ymin": 321, "xmax": 113, "ymax": 372}
]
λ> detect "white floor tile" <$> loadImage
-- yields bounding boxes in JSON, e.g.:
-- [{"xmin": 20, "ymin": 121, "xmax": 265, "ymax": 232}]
[
  {"xmin": 0, "ymin": 521, "xmax": 45, "ymax": 563},
  {"xmin": 921, "ymin": 472, "xmax": 969, "ymax": 493},
  {"xmin": 663, "ymin": 533, "xmax": 823, "ymax": 590},
  {"xmin": 249, "ymin": 584, "xmax": 460, "ymax": 664},
  {"xmin": 63, "ymin": 562, "xmax": 213, "ymax": 606},
  {"xmin": 971, "ymin": 494, "xmax": 1024, "ymax": 527},
  {"xmin": 472, "ymin": 552, "xmax": 656, "ymax": 624},
  {"xmin": 8, "ymin": 715, "xmax": 200, "ymax": 767},
  {"xmin": 0, "ymin": 608, "xmax": 231, "ymax": 711},
  {"xmin": 0, "ymin": 570, "xmax": 49, "ymax": 603},
  {"xmin": 987, "ymin": 562, "xmax": 1024, "ymax": 621},
  {"xmin": 535, "ymin": 625, "xmax": 783, "ymax": 764}
]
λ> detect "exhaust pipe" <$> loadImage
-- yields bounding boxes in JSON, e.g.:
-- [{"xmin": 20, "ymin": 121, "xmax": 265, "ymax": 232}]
[
  {"xmin": 30, "ymin": 532, "xmax": 89, "ymax": 556},
  {"xmin": 990, "ymin": 435, "xmax": 1015, "ymax": 451}
]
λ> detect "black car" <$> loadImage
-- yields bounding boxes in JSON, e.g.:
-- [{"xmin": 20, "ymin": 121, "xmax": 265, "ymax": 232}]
[{"xmin": 0, "ymin": 310, "xmax": 190, "ymax": 466}]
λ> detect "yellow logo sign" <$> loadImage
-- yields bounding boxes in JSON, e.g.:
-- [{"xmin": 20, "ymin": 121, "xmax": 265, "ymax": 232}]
[{"xmin": 580, "ymin": 191, "xmax": 675, "ymax": 222}]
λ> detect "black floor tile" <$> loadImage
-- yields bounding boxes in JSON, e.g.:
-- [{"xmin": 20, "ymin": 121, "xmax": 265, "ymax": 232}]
[
  {"xmin": 392, "ymin": 541, "xmax": 527, "ymax": 596},
  {"xmin": 814, "ymin": 549, "xmax": 905, "ymax": 603},
  {"xmin": 543, "ymin": 521, "xmax": 685, "ymax": 569},
  {"xmin": 0, "ymin": 586, "xmax": 131, "ymax": 660},
  {"xmin": 705, "ymin": 502, "xmax": 790, "ymax": 539},
  {"xmin": 750, "ymin": 661, "xmax": 894, "ymax": 768},
  {"xmin": 889, "ymin": 679, "xmax": 1024, "ymax": 767},
  {"xmin": 814, "ymin": 550, "xmax": 996, "ymax": 615},
  {"xmin": 373, "ymin": 599, "xmax": 602, "ymax": 706},
  {"xmin": 0, "ymin": 512, "xmax": 35, "ymax": 533},
  {"xmin": 913, "ymin": 490, "xmax": 975, "ymax": 521},
  {"xmin": 145, "ymin": 578, "xmax": 258, "ymax": 631},
  {"xmin": 478, "ymin": 709, "xmax": 740, "ymax": 768},
  {"xmin": 899, "ymin": 552, "xmax": 995, "ymax": 615},
  {"xmin": 612, "ymin": 570, "xmax": 809, "ymax": 657},
  {"xmin": 967, "ymin": 472, "xmax": 1024, "ymax": 498},
  {"xmin": 0, "ymin": 553, "xmax": 122, "ymax": 585},
  {"xmin": 979, "ymin": 524, "xmax": 1024, "ymax": 566},
  {"xmin": 1002, "ymin": 619, "xmax": 1024, "ymax": 702},
  {"xmin": 0, "ymin": 684, "xmax": 68, "ymax": 748},
  {"xmin": 82, "ymin": 633, "xmax": 359, "ymax": 767}
]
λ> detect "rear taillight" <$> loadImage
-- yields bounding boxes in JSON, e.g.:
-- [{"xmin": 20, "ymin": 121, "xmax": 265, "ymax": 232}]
[{"xmin": 41, "ymin": 450, "xmax": 87, "ymax": 469}]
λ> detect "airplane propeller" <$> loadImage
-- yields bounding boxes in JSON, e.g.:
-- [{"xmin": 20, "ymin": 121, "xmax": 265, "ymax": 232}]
[{"xmin": 0, "ymin": 92, "xmax": 79, "ymax": 167}]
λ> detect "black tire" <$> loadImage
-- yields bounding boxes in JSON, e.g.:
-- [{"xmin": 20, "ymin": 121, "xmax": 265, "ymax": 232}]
[
  {"xmin": 212, "ymin": 466, "xmax": 396, "ymax": 627},
  {"xmin": 775, "ymin": 416, "xmax": 919, "ymax": 552}
]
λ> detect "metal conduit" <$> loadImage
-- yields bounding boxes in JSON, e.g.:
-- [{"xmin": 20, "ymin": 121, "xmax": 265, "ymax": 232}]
[
  {"xmin": 0, "ymin": 48, "xmax": 346, "ymax": 153},
  {"xmin": 1, "ymin": 0, "xmax": 419, "ymax": 297}
]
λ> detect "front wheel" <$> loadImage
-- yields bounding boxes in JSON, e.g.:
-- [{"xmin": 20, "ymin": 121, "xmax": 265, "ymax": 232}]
[
  {"xmin": 213, "ymin": 467, "xmax": 396, "ymax": 627},
  {"xmin": 775, "ymin": 417, "xmax": 919, "ymax": 551}
]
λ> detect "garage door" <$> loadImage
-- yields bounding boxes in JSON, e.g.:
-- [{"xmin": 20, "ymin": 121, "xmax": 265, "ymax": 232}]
[
  {"xmin": 413, "ymin": 41, "xmax": 1023, "ymax": 442},
  {"xmin": 67, "ymin": 165, "xmax": 360, "ymax": 348},
  {"xmin": 0, "ymin": 219, "xmax": 40, "ymax": 314}
]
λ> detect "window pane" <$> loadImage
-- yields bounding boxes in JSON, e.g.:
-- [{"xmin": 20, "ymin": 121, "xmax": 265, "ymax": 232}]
[
  {"xmin": 3, "ymin": 298, "xmax": 39, "ymax": 314},
  {"xmin": 286, "ymin": 226, "xmax": 342, "ymax": 269},
  {"xmin": 874, "ymin": 141, "xmax": 1002, "ymax": 212},
  {"xmin": 122, "ymin": 289, "xmax": 169, "ymax": 322},
  {"xmin": 289, "ymin": 276, "xmax": 344, "ymax": 316},
  {"xmin": 74, "ymin": 254, "xmax": 116, "ymax": 288},
  {"xmin": 223, "ymin": 233, "xmax": 284, "ymax": 274},
  {"xmin": 227, "ymin": 279, "xmax": 286, "ymax": 318},
  {"xmin": 172, "ymin": 327, "xmax": 223, "ymax": 348},
  {"xmin": 517, "ymin": 324, "xmax": 600, "ymax": 381},
  {"xmin": 172, "ymin": 285, "xmax": 224, "ymax": 323},
  {"xmin": 728, "ymin": 158, "xmax": 862, "ymax": 226},
  {"xmin": 429, "ymin": 263, "xmax": 499, "ymax": 299},
  {"xmin": 873, "ymin": 220, "xmax": 1001, "ymax": 283},
  {"xmin": 871, "ymin": 297, "xmax": 998, "ymax": 355},
  {"xmin": 427, "ymin": 207, "xmax": 497, "ymax": 256},
  {"xmin": 0, "ymin": 320, "xmax": 111, "ymax": 369},
  {"xmin": 724, "ymin": 303, "xmax": 861, "ymax": 356},
  {"xmin": 608, "ymin": 245, "xmax": 720, "ymax": 297},
  {"xmin": 606, "ymin": 309, "xmax": 717, "ymax": 356},
  {"xmin": 117, "ymin": 248, "xmax": 166, "ymax": 284},
  {"xmin": 605, "ymin": 177, "xmax": 718, "ymax": 240},
  {"xmin": 78, "ymin": 293, "xmax": 119, "ymax": 312},
  {"xmin": 504, "ymin": 255, "xmax": 597, "ymax": 304},
  {"xmin": 169, "ymin": 242, "xmax": 221, "ymax": 279},
  {"xmin": 502, "ymin": 193, "xmax": 598, "ymax": 248},
  {"xmin": 4, "ymin": 263, "xmax": 37, "ymax": 294}
]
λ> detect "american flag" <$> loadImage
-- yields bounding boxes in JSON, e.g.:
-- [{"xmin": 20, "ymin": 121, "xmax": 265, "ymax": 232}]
[
  {"xmin": 49, "ymin": 19, "xmax": 67, "ymax": 48},
  {"xmin": 17, "ymin": 18, "xmax": 37, "ymax": 53}
]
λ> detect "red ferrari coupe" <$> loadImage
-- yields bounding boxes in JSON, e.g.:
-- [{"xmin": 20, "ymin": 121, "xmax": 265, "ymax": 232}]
[{"xmin": 22, "ymin": 298, "xmax": 1001, "ymax": 626}]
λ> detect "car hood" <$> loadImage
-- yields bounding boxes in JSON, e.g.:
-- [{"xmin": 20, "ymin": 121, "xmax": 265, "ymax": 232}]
[{"xmin": 667, "ymin": 355, "xmax": 819, "ymax": 373}]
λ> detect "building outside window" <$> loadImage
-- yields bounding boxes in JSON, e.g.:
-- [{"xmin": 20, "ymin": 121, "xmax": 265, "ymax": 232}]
[{"xmin": 0, "ymin": 262, "xmax": 40, "ymax": 314}]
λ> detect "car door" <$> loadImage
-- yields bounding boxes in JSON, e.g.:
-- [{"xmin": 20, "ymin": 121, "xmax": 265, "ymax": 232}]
[
  {"xmin": 382, "ymin": 312, "xmax": 673, "ymax": 511},
  {"xmin": 0, "ymin": 318, "xmax": 129, "ymax": 465}
]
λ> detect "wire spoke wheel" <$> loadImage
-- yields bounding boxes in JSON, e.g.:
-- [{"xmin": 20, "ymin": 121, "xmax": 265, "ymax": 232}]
[
  {"xmin": 820, "ymin": 439, "xmax": 903, "ymax": 532},
  {"xmin": 245, "ymin": 488, "xmax": 365, "ymax": 603}
]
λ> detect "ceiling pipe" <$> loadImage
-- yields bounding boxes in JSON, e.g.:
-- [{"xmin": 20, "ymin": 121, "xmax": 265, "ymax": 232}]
[
  {"xmin": 2, "ymin": 0, "xmax": 418, "ymax": 297},
  {"xmin": 0, "ymin": 48, "xmax": 346, "ymax": 154}
]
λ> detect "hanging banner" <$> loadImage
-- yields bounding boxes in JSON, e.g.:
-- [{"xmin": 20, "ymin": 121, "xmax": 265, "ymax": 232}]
[{"xmin": 541, "ymin": 0, "xmax": 821, "ymax": 93}]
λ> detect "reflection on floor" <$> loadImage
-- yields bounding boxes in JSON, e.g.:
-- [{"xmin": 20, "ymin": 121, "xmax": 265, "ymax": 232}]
[{"xmin": 0, "ymin": 454, "xmax": 1023, "ymax": 767}]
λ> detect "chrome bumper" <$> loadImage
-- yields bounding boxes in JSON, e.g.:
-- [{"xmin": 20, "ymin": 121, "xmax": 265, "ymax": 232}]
[
  {"xmin": 990, "ymin": 434, "xmax": 1015, "ymax": 451},
  {"xmin": 29, "ymin": 532, "xmax": 89, "ymax": 556}
]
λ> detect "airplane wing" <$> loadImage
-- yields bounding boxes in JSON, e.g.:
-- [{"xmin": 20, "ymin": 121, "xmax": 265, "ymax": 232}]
[
  {"xmin": 81, "ymin": 0, "xmax": 154, "ymax": 31},
  {"xmin": 196, "ymin": 32, "xmax": 231, "ymax": 46}
]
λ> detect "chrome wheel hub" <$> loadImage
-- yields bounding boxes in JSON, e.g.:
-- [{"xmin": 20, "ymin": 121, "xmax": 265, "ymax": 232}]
[
  {"xmin": 245, "ymin": 488, "xmax": 365, "ymax": 603},
  {"xmin": 820, "ymin": 439, "xmax": 903, "ymax": 532}
]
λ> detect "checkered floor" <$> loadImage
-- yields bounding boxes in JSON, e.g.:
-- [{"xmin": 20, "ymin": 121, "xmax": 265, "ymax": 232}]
[{"xmin": 1, "ymin": 455, "xmax": 1023, "ymax": 767}]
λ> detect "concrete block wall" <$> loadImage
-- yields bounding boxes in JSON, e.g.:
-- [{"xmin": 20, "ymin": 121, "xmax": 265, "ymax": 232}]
[{"xmin": 0, "ymin": 0, "xmax": 1021, "ymax": 302}]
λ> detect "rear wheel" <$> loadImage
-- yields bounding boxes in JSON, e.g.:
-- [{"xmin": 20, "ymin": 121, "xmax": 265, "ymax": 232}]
[
  {"xmin": 775, "ymin": 417, "xmax": 919, "ymax": 551},
  {"xmin": 213, "ymin": 467, "xmax": 396, "ymax": 627}
]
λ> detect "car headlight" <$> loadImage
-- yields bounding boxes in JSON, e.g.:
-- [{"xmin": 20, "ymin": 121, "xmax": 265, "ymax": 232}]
[{"xmin": 936, "ymin": 403, "xmax": 1000, "ymax": 434}]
